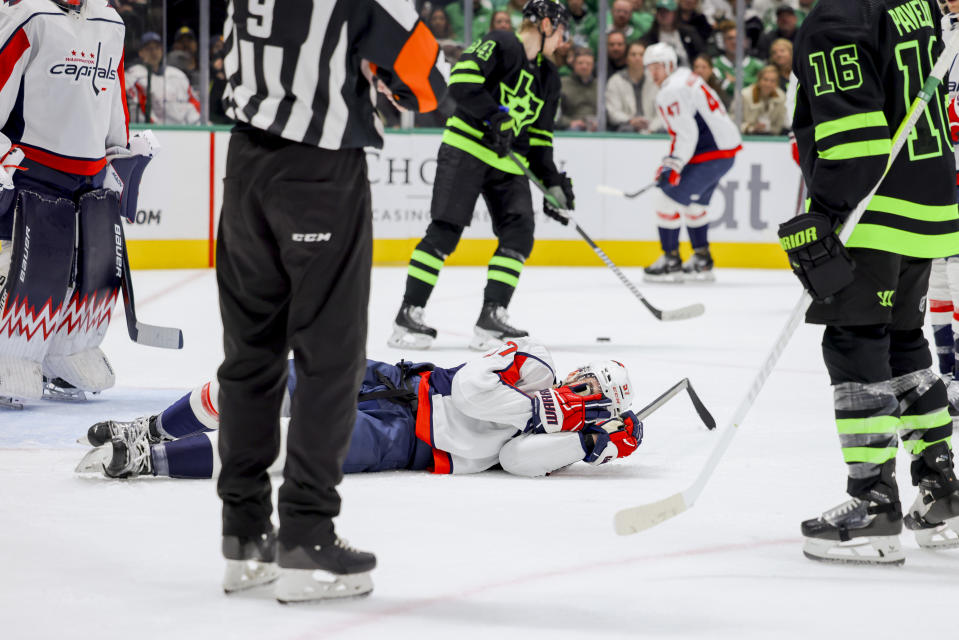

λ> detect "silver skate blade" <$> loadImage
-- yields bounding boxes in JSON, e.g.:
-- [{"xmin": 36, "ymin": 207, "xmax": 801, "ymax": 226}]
[
  {"xmin": 0, "ymin": 396, "xmax": 24, "ymax": 410},
  {"xmin": 75, "ymin": 445, "xmax": 112, "ymax": 474},
  {"xmin": 223, "ymin": 560, "xmax": 280, "ymax": 594},
  {"xmin": 386, "ymin": 326, "xmax": 434, "ymax": 350},
  {"xmin": 914, "ymin": 516, "xmax": 959, "ymax": 550},
  {"xmin": 275, "ymin": 569, "xmax": 373, "ymax": 603},
  {"xmin": 642, "ymin": 273, "xmax": 685, "ymax": 284},
  {"xmin": 802, "ymin": 535, "xmax": 905, "ymax": 566}
]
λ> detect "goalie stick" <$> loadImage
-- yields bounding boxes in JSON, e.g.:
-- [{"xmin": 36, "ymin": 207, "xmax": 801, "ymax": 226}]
[
  {"xmin": 596, "ymin": 183, "xmax": 657, "ymax": 199},
  {"xmin": 118, "ymin": 232, "xmax": 183, "ymax": 349},
  {"xmin": 613, "ymin": 29, "xmax": 959, "ymax": 536},
  {"xmin": 635, "ymin": 377, "xmax": 716, "ymax": 430},
  {"xmin": 506, "ymin": 151, "xmax": 705, "ymax": 322}
]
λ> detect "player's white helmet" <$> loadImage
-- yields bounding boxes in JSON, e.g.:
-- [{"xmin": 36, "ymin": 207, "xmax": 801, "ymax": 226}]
[
  {"xmin": 564, "ymin": 360, "xmax": 634, "ymax": 416},
  {"xmin": 644, "ymin": 43, "xmax": 677, "ymax": 72},
  {"xmin": 53, "ymin": 0, "xmax": 84, "ymax": 12}
]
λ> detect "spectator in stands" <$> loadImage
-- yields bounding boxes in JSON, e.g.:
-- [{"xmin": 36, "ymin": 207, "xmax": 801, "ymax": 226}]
[
  {"xmin": 558, "ymin": 48, "xmax": 599, "ymax": 131},
  {"xmin": 209, "ymin": 34, "xmax": 231, "ymax": 125},
  {"xmin": 503, "ymin": 0, "xmax": 526, "ymax": 31},
  {"xmin": 712, "ymin": 21, "xmax": 764, "ymax": 100},
  {"xmin": 125, "ymin": 32, "xmax": 201, "ymax": 125},
  {"xmin": 172, "ymin": 26, "xmax": 198, "ymax": 60},
  {"xmin": 753, "ymin": 0, "xmax": 796, "ymax": 30},
  {"xmin": 592, "ymin": 0, "xmax": 652, "ymax": 50},
  {"xmin": 567, "ymin": 0, "xmax": 598, "ymax": 50},
  {"xmin": 447, "ymin": 0, "xmax": 494, "ymax": 42},
  {"xmin": 768, "ymin": 38, "xmax": 792, "ymax": 91},
  {"xmin": 429, "ymin": 6, "xmax": 454, "ymax": 41},
  {"xmin": 641, "ymin": 0, "xmax": 706, "ymax": 68},
  {"xmin": 490, "ymin": 10, "xmax": 512, "ymax": 32},
  {"xmin": 756, "ymin": 5, "xmax": 798, "ymax": 57},
  {"xmin": 607, "ymin": 30, "xmax": 629, "ymax": 77},
  {"xmin": 700, "ymin": 0, "xmax": 734, "ymax": 25},
  {"xmin": 740, "ymin": 65, "xmax": 787, "ymax": 135},
  {"xmin": 677, "ymin": 0, "xmax": 713, "ymax": 47},
  {"xmin": 606, "ymin": 41, "xmax": 662, "ymax": 133},
  {"xmin": 692, "ymin": 54, "xmax": 729, "ymax": 109}
]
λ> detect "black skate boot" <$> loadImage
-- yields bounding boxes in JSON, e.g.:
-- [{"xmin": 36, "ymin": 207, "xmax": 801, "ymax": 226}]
[
  {"xmin": 275, "ymin": 537, "xmax": 377, "ymax": 603},
  {"xmin": 681, "ymin": 249, "xmax": 715, "ymax": 282},
  {"xmin": 802, "ymin": 470, "xmax": 903, "ymax": 565},
  {"xmin": 904, "ymin": 443, "xmax": 959, "ymax": 549},
  {"xmin": 388, "ymin": 303, "xmax": 437, "ymax": 350},
  {"xmin": 469, "ymin": 301, "xmax": 528, "ymax": 351},
  {"xmin": 222, "ymin": 529, "xmax": 280, "ymax": 593},
  {"xmin": 643, "ymin": 251, "xmax": 683, "ymax": 283},
  {"xmin": 43, "ymin": 377, "xmax": 90, "ymax": 402},
  {"xmin": 103, "ymin": 426, "xmax": 155, "ymax": 479},
  {"xmin": 84, "ymin": 414, "xmax": 163, "ymax": 447}
]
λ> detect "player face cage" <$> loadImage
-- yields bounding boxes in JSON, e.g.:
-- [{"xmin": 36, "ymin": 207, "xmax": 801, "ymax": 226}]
[
  {"xmin": 563, "ymin": 360, "xmax": 634, "ymax": 417},
  {"xmin": 523, "ymin": 0, "xmax": 571, "ymax": 43},
  {"xmin": 53, "ymin": 0, "xmax": 84, "ymax": 11}
]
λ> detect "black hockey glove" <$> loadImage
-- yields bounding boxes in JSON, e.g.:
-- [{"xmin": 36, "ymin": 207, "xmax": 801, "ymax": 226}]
[
  {"xmin": 777, "ymin": 212, "xmax": 855, "ymax": 302},
  {"xmin": 485, "ymin": 110, "xmax": 515, "ymax": 157},
  {"xmin": 543, "ymin": 173, "xmax": 575, "ymax": 225}
]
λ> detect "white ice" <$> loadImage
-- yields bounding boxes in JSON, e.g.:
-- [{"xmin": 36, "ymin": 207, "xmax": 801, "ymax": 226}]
[{"xmin": 2, "ymin": 266, "xmax": 958, "ymax": 640}]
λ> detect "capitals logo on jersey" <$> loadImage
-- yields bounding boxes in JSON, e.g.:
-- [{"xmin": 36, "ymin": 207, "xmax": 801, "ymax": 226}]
[{"xmin": 49, "ymin": 42, "xmax": 117, "ymax": 95}]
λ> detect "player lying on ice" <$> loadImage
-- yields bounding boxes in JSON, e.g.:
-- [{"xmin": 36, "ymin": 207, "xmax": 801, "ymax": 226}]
[{"xmin": 76, "ymin": 338, "xmax": 643, "ymax": 479}]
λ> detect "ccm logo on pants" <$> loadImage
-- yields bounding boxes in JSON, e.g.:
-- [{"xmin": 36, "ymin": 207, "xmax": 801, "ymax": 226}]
[{"xmin": 291, "ymin": 233, "xmax": 331, "ymax": 242}]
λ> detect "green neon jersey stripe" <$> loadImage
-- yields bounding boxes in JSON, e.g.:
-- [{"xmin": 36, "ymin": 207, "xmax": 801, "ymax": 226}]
[
  {"xmin": 841, "ymin": 446, "xmax": 898, "ymax": 464},
  {"xmin": 487, "ymin": 269, "xmax": 520, "ymax": 287},
  {"xmin": 488, "ymin": 255, "xmax": 524, "ymax": 272},
  {"xmin": 452, "ymin": 60, "xmax": 481, "ymax": 73},
  {"xmin": 846, "ymin": 224, "xmax": 959, "ymax": 258},
  {"xmin": 446, "ymin": 116, "xmax": 485, "ymax": 140},
  {"xmin": 814, "ymin": 111, "xmax": 887, "ymax": 141},
  {"xmin": 441, "ymin": 130, "xmax": 527, "ymax": 174},
  {"xmin": 899, "ymin": 409, "xmax": 951, "ymax": 430},
  {"xmin": 529, "ymin": 138, "xmax": 551, "ymax": 147},
  {"xmin": 449, "ymin": 73, "xmax": 486, "ymax": 85},
  {"xmin": 835, "ymin": 415, "xmax": 900, "ymax": 434},
  {"xmin": 865, "ymin": 195, "xmax": 959, "ymax": 222},
  {"xmin": 410, "ymin": 249, "xmax": 444, "ymax": 270},
  {"xmin": 903, "ymin": 436, "xmax": 953, "ymax": 455},
  {"xmin": 528, "ymin": 127, "xmax": 553, "ymax": 139},
  {"xmin": 408, "ymin": 265, "xmax": 438, "ymax": 286},
  {"xmin": 818, "ymin": 139, "xmax": 891, "ymax": 160}
]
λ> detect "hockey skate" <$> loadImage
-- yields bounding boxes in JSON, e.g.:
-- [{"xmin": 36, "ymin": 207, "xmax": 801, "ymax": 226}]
[
  {"xmin": 223, "ymin": 530, "xmax": 280, "ymax": 594},
  {"xmin": 801, "ymin": 489, "xmax": 904, "ymax": 565},
  {"xmin": 275, "ymin": 537, "xmax": 376, "ymax": 603},
  {"xmin": 469, "ymin": 302, "xmax": 528, "ymax": 351},
  {"xmin": 904, "ymin": 445, "xmax": 959, "ymax": 549},
  {"xmin": 43, "ymin": 377, "xmax": 92, "ymax": 402},
  {"xmin": 643, "ymin": 252, "xmax": 683, "ymax": 283},
  {"xmin": 681, "ymin": 250, "xmax": 715, "ymax": 282},
  {"xmin": 388, "ymin": 304, "xmax": 436, "ymax": 350},
  {"xmin": 82, "ymin": 414, "xmax": 164, "ymax": 447},
  {"xmin": 102, "ymin": 425, "xmax": 154, "ymax": 479},
  {"xmin": 42, "ymin": 347, "xmax": 115, "ymax": 393}
]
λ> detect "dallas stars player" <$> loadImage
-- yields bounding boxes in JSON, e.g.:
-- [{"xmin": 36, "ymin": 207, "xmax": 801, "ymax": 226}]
[
  {"xmin": 782, "ymin": 0, "xmax": 959, "ymax": 564},
  {"xmin": 389, "ymin": 0, "xmax": 574, "ymax": 352}
]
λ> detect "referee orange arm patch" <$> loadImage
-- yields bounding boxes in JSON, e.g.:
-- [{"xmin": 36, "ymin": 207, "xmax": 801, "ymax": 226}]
[{"xmin": 394, "ymin": 22, "xmax": 439, "ymax": 113}]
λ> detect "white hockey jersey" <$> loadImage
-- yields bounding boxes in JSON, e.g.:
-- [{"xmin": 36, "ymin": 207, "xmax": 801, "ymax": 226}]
[
  {"xmin": 125, "ymin": 63, "xmax": 201, "ymax": 125},
  {"xmin": 0, "ymin": 0, "xmax": 128, "ymax": 175},
  {"xmin": 655, "ymin": 67, "xmax": 742, "ymax": 168},
  {"xmin": 943, "ymin": 15, "xmax": 959, "ymax": 181},
  {"xmin": 414, "ymin": 337, "xmax": 593, "ymax": 476}
]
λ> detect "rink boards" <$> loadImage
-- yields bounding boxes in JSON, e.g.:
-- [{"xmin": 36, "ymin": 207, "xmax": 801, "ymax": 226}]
[{"xmin": 124, "ymin": 126, "xmax": 799, "ymax": 269}]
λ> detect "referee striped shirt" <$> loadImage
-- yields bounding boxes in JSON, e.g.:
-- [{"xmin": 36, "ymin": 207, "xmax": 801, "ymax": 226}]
[{"xmin": 222, "ymin": 0, "xmax": 450, "ymax": 150}]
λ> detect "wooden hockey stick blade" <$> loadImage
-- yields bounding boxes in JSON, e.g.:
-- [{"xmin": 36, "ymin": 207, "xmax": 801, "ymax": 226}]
[
  {"xmin": 614, "ymin": 492, "xmax": 688, "ymax": 535},
  {"xmin": 657, "ymin": 302, "xmax": 706, "ymax": 321},
  {"xmin": 132, "ymin": 321, "xmax": 184, "ymax": 349},
  {"xmin": 596, "ymin": 184, "xmax": 626, "ymax": 197},
  {"xmin": 684, "ymin": 380, "xmax": 716, "ymax": 430}
]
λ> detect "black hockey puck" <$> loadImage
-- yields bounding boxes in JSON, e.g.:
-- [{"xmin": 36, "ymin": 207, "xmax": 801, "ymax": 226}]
[{"xmin": 596, "ymin": 337, "xmax": 611, "ymax": 342}]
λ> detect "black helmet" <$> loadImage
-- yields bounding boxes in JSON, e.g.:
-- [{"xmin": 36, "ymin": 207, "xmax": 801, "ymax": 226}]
[{"xmin": 522, "ymin": 0, "xmax": 571, "ymax": 29}]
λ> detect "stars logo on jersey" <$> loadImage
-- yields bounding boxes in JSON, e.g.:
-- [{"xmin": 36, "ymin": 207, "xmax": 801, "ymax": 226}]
[
  {"xmin": 499, "ymin": 70, "xmax": 544, "ymax": 136},
  {"xmin": 49, "ymin": 42, "xmax": 117, "ymax": 95}
]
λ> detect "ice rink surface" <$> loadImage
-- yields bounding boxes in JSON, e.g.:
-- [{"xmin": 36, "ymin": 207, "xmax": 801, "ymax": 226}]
[{"xmin": 3, "ymin": 266, "xmax": 959, "ymax": 639}]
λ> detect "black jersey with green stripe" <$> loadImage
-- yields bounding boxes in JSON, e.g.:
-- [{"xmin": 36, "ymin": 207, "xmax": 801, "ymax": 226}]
[
  {"xmin": 792, "ymin": 0, "xmax": 959, "ymax": 258},
  {"xmin": 445, "ymin": 30, "xmax": 561, "ymax": 181}
]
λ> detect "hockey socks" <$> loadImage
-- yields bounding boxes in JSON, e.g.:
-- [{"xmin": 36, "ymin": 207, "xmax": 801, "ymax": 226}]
[
  {"xmin": 160, "ymin": 387, "xmax": 217, "ymax": 438},
  {"xmin": 152, "ymin": 433, "xmax": 216, "ymax": 479},
  {"xmin": 657, "ymin": 227, "xmax": 680, "ymax": 253},
  {"xmin": 403, "ymin": 246, "xmax": 446, "ymax": 307},
  {"xmin": 687, "ymin": 223, "xmax": 709, "ymax": 250},
  {"xmin": 483, "ymin": 248, "xmax": 525, "ymax": 307}
]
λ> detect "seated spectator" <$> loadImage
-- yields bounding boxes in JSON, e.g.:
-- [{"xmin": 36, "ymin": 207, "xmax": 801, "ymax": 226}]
[
  {"xmin": 489, "ymin": 10, "xmax": 512, "ymax": 33},
  {"xmin": 712, "ymin": 21, "xmax": 765, "ymax": 100},
  {"xmin": 692, "ymin": 54, "xmax": 730, "ymax": 109},
  {"xmin": 606, "ymin": 41, "xmax": 662, "ymax": 133},
  {"xmin": 591, "ymin": 0, "xmax": 652, "ymax": 50},
  {"xmin": 557, "ymin": 49, "xmax": 599, "ymax": 131},
  {"xmin": 125, "ymin": 32, "xmax": 201, "ymax": 125},
  {"xmin": 446, "ymin": 0, "xmax": 494, "ymax": 42},
  {"xmin": 740, "ymin": 65, "xmax": 787, "ymax": 135},
  {"xmin": 429, "ymin": 7, "xmax": 454, "ymax": 41},
  {"xmin": 753, "ymin": 0, "xmax": 797, "ymax": 30},
  {"xmin": 768, "ymin": 38, "xmax": 792, "ymax": 91},
  {"xmin": 642, "ymin": 0, "xmax": 706, "ymax": 68},
  {"xmin": 172, "ymin": 26, "xmax": 198, "ymax": 60},
  {"xmin": 677, "ymin": 0, "xmax": 714, "ymax": 47},
  {"xmin": 606, "ymin": 30, "xmax": 629, "ymax": 77},
  {"xmin": 567, "ymin": 0, "xmax": 598, "ymax": 50},
  {"xmin": 756, "ymin": 5, "xmax": 798, "ymax": 58}
]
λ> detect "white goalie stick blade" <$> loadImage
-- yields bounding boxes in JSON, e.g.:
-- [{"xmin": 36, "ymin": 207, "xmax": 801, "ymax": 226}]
[
  {"xmin": 614, "ymin": 492, "xmax": 688, "ymax": 535},
  {"xmin": 596, "ymin": 184, "xmax": 626, "ymax": 197},
  {"xmin": 657, "ymin": 303, "xmax": 706, "ymax": 321},
  {"xmin": 75, "ymin": 445, "xmax": 111, "ymax": 474},
  {"xmin": 223, "ymin": 560, "xmax": 281, "ymax": 594},
  {"xmin": 274, "ymin": 569, "xmax": 373, "ymax": 603}
]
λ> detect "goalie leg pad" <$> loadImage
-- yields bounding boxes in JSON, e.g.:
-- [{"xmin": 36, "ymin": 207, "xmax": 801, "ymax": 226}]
[
  {"xmin": 0, "ymin": 191, "xmax": 76, "ymax": 400},
  {"xmin": 43, "ymin": 189, "xmax": 122, "ymax": 392}
]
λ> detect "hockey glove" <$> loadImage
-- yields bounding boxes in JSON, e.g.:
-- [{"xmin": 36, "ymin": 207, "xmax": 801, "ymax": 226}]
[
  {"xmin": 531, "ymin": 385, "xmax": 612, "ymax": 433},
  {"xmin": 778, "ymin": 212, "xmax": 855, "ymax": 302},
  {"xmin": 655, "ymin": 156, "xmax": 683, "ymax": 188},
  {"xmin": 543, "ymin": 173, "xmax": 575, "ymax": 225},
  {"xmin": 0, "ymin": 146, "xmax": 23, "ymax": 219},
  {"xmin": 582, "ymin": 410, "xmax": 643, "ymax": 465},
  {"xmin": 486, "ymin": 110, "xmax": 515, "ymax": 158}
]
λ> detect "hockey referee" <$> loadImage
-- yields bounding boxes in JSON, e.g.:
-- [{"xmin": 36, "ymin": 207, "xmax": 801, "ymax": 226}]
[{"xmin": 215, "ymin": 1, "xmax": 449, "ymax": 602}]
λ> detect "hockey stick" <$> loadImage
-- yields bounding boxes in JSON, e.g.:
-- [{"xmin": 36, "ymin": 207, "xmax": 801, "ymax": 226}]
[
  {"xmin": 613, "ymin": 32, "xmax": 959, "ymax": 536},
  {"xmin": 596, "ymin": 183, "xmax": 657, "ymax": 199},
  {"xmin": 507, "ymin": 151, "xmax": 705, "ymax": 321},
  {"xmin": 118, "ymin": 223, "xmax": 183, "ymax": 349},
  {"xmin": 635, "ymin": 377, "xmax": 716, "ymax": 430}
]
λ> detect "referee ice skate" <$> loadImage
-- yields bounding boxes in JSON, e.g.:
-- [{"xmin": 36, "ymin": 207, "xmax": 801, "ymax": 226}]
[
  {"xmin": 389, "ymin": 0, "xmax": 575, "ymax": 352},
  {"xmin": 216, "ymin": 1, "xmax": 448, "ymax": 602}
]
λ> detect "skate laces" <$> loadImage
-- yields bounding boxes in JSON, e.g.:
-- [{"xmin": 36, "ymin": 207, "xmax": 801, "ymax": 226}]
[
  {"xmin": 124, "ymin": 424, "xmax": 153, "ymax": 474},
  {"xmin": 823, "ymin": 498, "xmax": 868, "ymax": 527}
]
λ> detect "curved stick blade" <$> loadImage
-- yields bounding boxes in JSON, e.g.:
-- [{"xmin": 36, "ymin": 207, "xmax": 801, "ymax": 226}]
[
  {"xmin": 614, "ymin": 492, "xmax": 688, "ymax": 535},
  {"xmin": 658, "ymin": 303, "xmax": 706, "ymax": 321},
  {"xmin": 596, "ymin": 184, "xmax": 626, "ymax": 197}
]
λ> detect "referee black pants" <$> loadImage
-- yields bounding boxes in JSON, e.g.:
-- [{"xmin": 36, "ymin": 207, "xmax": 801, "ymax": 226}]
[{"xmin": 215, "ymin": 128, "xmax": 372, "ymax": 547}]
